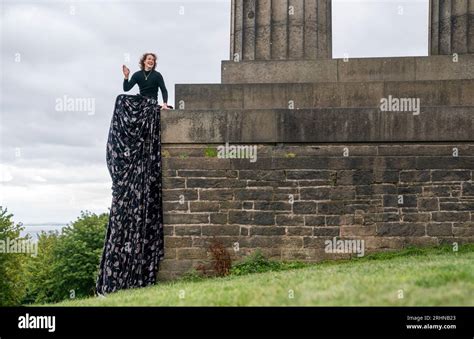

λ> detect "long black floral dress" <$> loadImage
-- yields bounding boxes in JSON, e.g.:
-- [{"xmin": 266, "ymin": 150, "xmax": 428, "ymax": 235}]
[{"xmin": 96, "ymin": 94, "xmax": 165, "ymax": 295}]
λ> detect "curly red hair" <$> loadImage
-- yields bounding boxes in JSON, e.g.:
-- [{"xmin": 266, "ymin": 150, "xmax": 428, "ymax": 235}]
[{"xmin": 139, "ymin": 53, "xmax": 157, "ymax": 70}]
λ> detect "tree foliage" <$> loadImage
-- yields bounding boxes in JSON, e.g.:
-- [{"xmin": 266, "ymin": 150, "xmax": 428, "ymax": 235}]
[
  {"xmin": 23, "ymin": 211, "xmax": 108, "ymax": 304},
  {"xmin": 0, "ymin": 207, "xmax": 29, "ymax": 306}
]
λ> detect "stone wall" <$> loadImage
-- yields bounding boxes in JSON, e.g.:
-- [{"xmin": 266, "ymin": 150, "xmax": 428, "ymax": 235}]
[
  {"xmin": 157, "ymin": 2, "xmax": 474, "ymax": 280},
  {"xmin": 157, "ymin": 143, "xmax": 474, "ymax": 280}
]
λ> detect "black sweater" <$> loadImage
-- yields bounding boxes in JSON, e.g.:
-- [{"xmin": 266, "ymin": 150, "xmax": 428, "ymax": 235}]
[{"xmin": 123, "ymin": 70, "xmax": 168, "ymax": 103}]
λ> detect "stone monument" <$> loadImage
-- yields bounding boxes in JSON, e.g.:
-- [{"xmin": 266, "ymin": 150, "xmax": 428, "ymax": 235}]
[{"xmin": 158, "ymin": 0, "xmax": 474, "ymax": 280}]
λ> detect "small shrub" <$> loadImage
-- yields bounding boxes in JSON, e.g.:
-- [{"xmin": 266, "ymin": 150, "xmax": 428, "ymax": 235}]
[
  {"xmin": 204, "ymin": 146, "xmax": 218, "ymax": 158},
  {"xmin": 208, "ymin": 238, "xmax": 232, "ymax": 277}
]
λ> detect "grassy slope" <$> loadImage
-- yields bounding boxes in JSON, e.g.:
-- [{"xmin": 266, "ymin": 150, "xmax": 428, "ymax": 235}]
[{"xmin": 48, "ymin": 245, "xmax": 474, "ymax": 306}]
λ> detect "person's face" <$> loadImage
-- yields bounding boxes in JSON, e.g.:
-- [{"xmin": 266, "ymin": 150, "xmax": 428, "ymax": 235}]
[{"xmin": 145, "ymin": 55, "xmax": 155, "ymax": 69}]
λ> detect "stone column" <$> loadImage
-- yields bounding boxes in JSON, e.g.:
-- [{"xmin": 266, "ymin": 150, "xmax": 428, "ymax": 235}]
[
  {"xmin": 230, "ymin": 0, "xmax": 332, "ymax": 61},
  {"xmin": 430, "ymin": 0, "xmax": 474, "ymax": 55}
]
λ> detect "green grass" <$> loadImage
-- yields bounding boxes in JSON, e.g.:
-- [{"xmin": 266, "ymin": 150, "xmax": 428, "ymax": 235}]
[{"xmin": 45, "ymin": 245, "xmax": 474, "ymax": 306}]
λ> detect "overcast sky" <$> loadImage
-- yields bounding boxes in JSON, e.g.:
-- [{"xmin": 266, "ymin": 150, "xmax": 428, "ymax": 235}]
[{"xmin": 0, "ymin": 0, "xmax": 429, "ymax": 227}]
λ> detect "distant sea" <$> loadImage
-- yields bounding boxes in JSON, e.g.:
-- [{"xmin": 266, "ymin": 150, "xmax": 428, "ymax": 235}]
[{"xmin": 20, "ymin": 223, "xmax": 68, "ymax": 241}]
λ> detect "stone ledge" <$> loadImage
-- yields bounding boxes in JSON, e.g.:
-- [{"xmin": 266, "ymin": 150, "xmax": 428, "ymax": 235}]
[
  {"xmin": 161, "ymin": 106, "xmax": 474, "ymax": 144},
  {"xmin": 175, "ymin": 79, "xmax": 474, "ymax": 110},
  {"xmin": 221, "ymin": 55, "xmax": 474, "ymax": 84}
]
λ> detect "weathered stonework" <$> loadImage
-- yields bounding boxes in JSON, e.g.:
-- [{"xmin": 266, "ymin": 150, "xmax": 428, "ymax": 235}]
[
  {"xmin": 158, "ymin": 1, "xmax": 474, "ymax": 280},
  {"xmin": 230, "ymin": 0, "xmax": 332, "ymax": 61},
  {"xmin": 157, "ymin": 144, "xmax": 474, "ymax": 280},
  {"xmin": 430, "ymin": 0, "xmax": 474, "ymax": 55}
]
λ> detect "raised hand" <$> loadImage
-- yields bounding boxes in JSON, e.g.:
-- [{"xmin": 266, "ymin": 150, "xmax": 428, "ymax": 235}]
[{"xmin": 122, "ymin": 65, "xmax": 130, "ymax": 79}]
